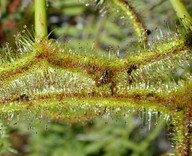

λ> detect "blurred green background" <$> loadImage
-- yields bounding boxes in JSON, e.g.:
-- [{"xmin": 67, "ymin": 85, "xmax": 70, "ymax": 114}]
[
  {"xmin": 1, "ymin": 110, "xmax": 171, "ymax": 156},
  {"xmin": 1, "ymin": 0, "xmax": 192, "ymax": 155}
]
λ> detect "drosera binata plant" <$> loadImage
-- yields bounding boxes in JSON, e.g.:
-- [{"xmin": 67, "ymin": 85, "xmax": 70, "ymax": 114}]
[{"xmin": 0, "ymin": 0, "xmax": 192, "ymax": 155}]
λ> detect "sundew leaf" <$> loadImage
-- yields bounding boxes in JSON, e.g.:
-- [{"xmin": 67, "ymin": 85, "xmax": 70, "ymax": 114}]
[{"xmin": 0, "ymin": 0, "xmax": 192, "ymax": 155}]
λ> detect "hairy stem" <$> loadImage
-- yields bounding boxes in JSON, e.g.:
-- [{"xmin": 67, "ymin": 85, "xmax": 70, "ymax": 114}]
[
  {"xmin": 112, "ymin": 0, "xmax": 148, "ymax": 44},
  {"xmin": 169, "ymin": 0, "xmax": 192, "ymax": 30},
  {"xmin": 35, "ymin": 0, "xmax": 48, "ymax": 39}
]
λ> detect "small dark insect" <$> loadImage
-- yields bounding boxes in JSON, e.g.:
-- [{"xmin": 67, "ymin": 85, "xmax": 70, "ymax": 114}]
[
  {"xmin": 127, "ymin": 78, "xmax": 133, "ymax": 84},
  {"xmin": 176, "ymin": 107, "xmax": 183, "ymax": 112},
  {"xmin": 127, "ymin": 64, "xmax": 138, "ymax": 85},
  {"xmin": 98, "ymin": 70, "xmax": 112, "ymax": 84},
  {"xmin": 127, "ymin": 64, "xmax": 138, "ymax": 75},
  {"xmin": 146, "ymin": 93, "xmax": 154, "ymax": 98},
  {"xmin": 96, "ymin": 70, "xmax": 116, "ymax": 96},
  {"xmin": 16, "ymin": 94, "xmax": 29, "ymax": 101},
  {"xmin": 110, "ymin": 82, "xmax": 117, "ymax": 96},
  {"xmin": 146, "ymin": 29, "xmax": 151, "ymax": 35}
]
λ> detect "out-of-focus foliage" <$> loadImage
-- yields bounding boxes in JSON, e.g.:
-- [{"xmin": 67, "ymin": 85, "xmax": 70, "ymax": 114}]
[
  {"xmin": 0, "ymin": 120, "xmax": 17, "ymax": 154},
  {"xmin": 0, "ymin": 0, "xmax": 33, "ymax": 45},
  {"xmin": 48, "ymin": 0, "xmax": 129, "ymax": 58},
  {"xmin": 7, "ymin": 112, "xmax": 170, "ymax": 156}
]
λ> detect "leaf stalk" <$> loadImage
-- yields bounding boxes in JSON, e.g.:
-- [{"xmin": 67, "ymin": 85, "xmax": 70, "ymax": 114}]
[{"xmin": 35, "ymin": 0, "xmax": 48, "ymax": 39}]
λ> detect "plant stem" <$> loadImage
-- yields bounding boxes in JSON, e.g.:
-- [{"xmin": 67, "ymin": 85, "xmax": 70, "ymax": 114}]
[
  {"xmin": 35, "ymin": 0, "xmax": 48, "ymax": 39},
  {"xmin": 112, "ymin": 0, "xmax": 148, "ymax": 44},
  {"xmin": 169, "ymin": 0, "xmax": 192, "ymax": 30}
]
